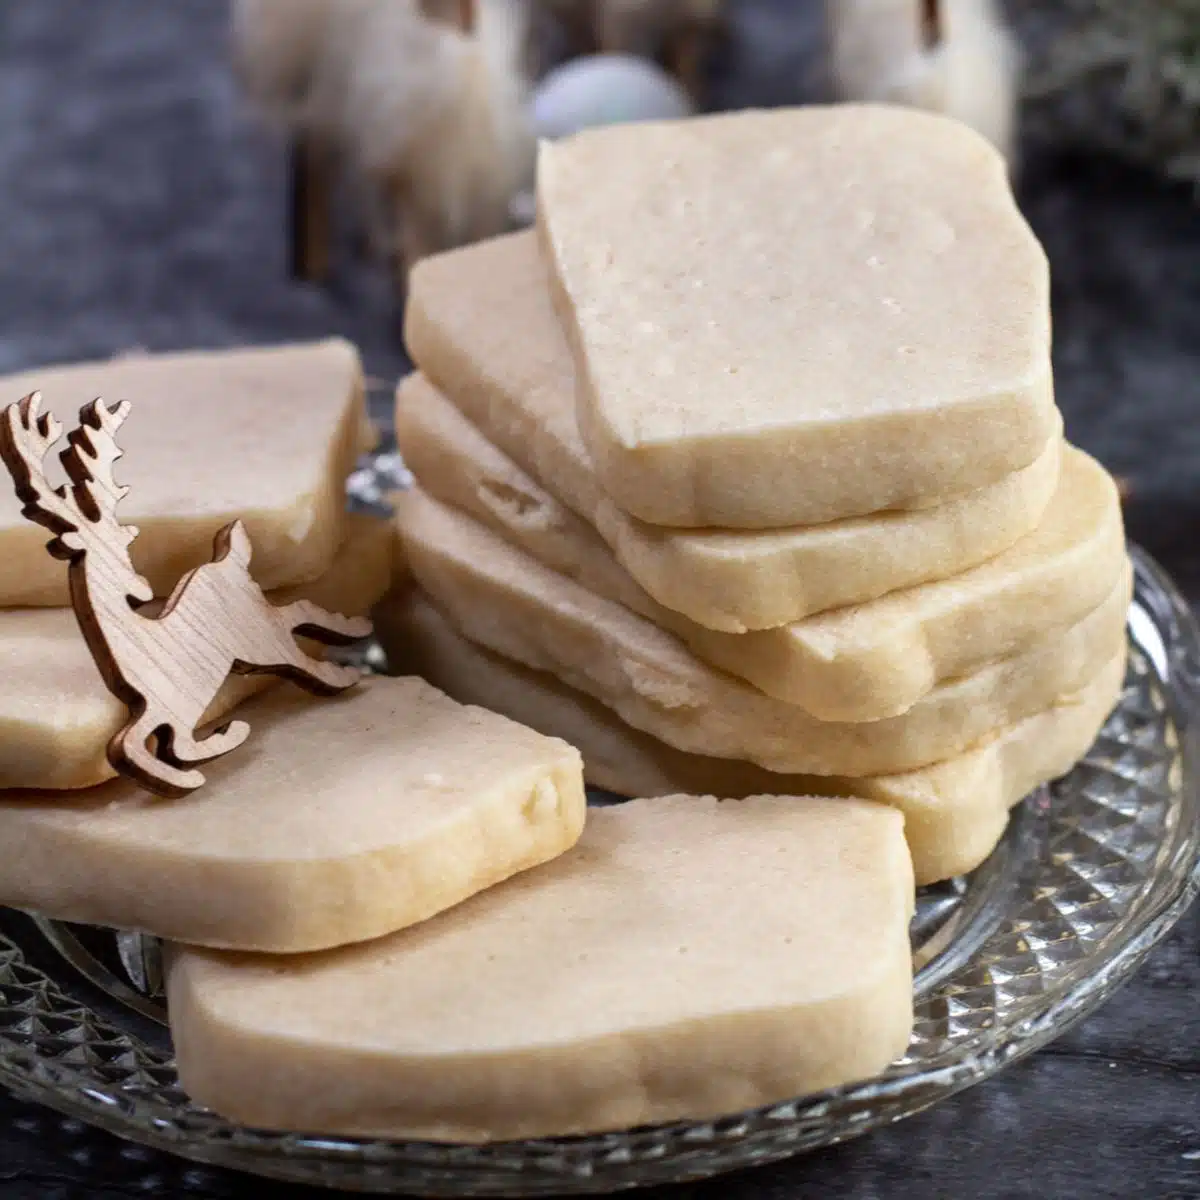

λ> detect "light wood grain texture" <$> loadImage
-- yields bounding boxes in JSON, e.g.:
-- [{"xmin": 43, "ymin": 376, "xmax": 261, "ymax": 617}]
[{"xmin": 0, "ymin": 393, "xmax": 372, "ymax": 799}]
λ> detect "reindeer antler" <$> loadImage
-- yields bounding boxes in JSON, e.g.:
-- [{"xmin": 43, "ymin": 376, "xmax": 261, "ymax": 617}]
[
  {"xmin": 0, "ymin": 393, "xmax": 83, "ymax": 550},
  {"xmin": 60, "ymin": 399, "xmax": 136, "ymax": 544}
]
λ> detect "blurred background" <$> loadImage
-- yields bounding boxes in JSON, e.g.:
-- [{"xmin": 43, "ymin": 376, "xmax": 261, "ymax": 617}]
[{"xmin": 0, "ymin": 0, "xmax": 1197, "ymax": 589}]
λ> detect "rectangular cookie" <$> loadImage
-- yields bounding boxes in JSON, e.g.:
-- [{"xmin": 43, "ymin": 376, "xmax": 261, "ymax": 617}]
[
  {"xmin": 0, "ymin": 675, "xmax": 585, "ymax": 952},
  {"xmin": 404, "ymin": 233, "xmax": 1063, "ymax": 632},
  {"xmin": 394, "ymin": 487, "xmax": 1128, "ymax": 777},
  {"xmin": 536, "ymin": 106, "xmax": 1057, "ymax": 527},
  {"xmin": 395, "ymin": 377, "xmax": 1124, "ymax": 720},
  {"xmin": 0, "ymin": 340, "xmax": 373, "ymax": 606},
  {"xmin": 167, "ymin": 793, "xmax": 914, "ymax": 1141}
]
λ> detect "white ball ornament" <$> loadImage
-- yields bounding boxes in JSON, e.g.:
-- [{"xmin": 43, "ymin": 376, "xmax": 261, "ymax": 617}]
[{"xmin": 531, "ymin": 53, "xmax": 695, "ymax": 142}]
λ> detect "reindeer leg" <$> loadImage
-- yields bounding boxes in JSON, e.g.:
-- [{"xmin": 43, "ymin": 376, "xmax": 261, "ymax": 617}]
[
  {"xmin": 243, "ymin": 654, "xmax": 365, "ymax": 696},
  {"xmin": 277, "ymin": 599, "xmax": 372, "ymax": 647},
  {"xmin": 108, "ymin": 713, "xmax": 206, "ymax": 799},
  {"xmin": 227, "ymin": 599, "xmax": 367, "ymax": 695},
  {"xmin": 159, "ymin": 720, "xmax": 251, "ymax": 768}
]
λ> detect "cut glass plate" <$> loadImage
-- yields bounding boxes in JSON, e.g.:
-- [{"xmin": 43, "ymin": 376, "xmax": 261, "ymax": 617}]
[{"xmin": 0, "ymin": 545, "xmax": 1196, "ymax": 1196}]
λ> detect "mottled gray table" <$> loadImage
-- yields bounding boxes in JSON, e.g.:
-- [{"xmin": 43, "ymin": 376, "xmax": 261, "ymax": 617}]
[{"xmin": 0, "ymin": 2, "xmax": 1198, "ymax": 1197}]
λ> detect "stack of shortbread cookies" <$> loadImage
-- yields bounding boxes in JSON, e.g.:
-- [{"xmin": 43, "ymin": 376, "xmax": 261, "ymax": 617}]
[
  {"xmin": 387, "ymin": 104, "xmax": 1130, "ymax": 886},
  {"xmin": 0, "ymin": 106, "xmax": 1135, "ymax": 1148}
]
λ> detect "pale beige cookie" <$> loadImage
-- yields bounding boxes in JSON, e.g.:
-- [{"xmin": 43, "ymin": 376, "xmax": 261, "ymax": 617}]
[
  {"xmin": 395, "ymin": 488, "xmax": 1126, "ymax": 776},
  {"xmin": 377, "ymin": 590, "xmax": 1126, "ymax": 885},
  {"xmin": 395, "ymin": 380, "xmax": 1122, "ymax": 719},
  {"xmin": 0, "ymin": 340, "xmax": 374, "ymax": 606},
  {"xmin": 0, "ymin": 676, "xmax": 585, "ymax": 952},
  {"xmin": 167, "ymin": 793, "xmax": 914, "ymax": 1142},
  {"xmin": 405, "ymin": 232, "xmax": 1062, "ymax": 632},
  {"xmin": 0, "ymin": 513, "xmax": 393, "ymax": 791},
  {"xmin": 536, "ymin": 106, "xmax": 1056, "ymax": 528}
]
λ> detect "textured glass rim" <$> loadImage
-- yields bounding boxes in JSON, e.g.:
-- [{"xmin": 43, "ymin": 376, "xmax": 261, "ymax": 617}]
[{"xmin": 0, "ymin": 543, "xmax": 1196, "ymax": 1196}]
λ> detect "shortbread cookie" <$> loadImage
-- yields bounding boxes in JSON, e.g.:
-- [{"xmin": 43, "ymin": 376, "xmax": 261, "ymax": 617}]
[
  {"xmin": 396, "ymin": 380, "xmax": 1122, "ymax": 718},
  {"xmin": 167, "ymin": 794, "xmax": 913, "ymax": 1141},
  {"xmin": 396, "ymin": 488, "xmax": 1126, "ymax": 776},
  {"xmin": 0, "ymin": 677, "xmax": 585, "ymax": 952},
  {"xmin": 405, "ymin": 233, "xmax": 1062, "ymax": 632},
  {"xmin": 0, "ymin": 340, "xmax": 373, "ymax": 606},
  {"xmin": 536, "ymin": 106, "xmax": 1056, "ymax": 527},
  {"xmin": 0, "ymin": 513, "xmax": 393, "ymax": 791},
  {"xmin": 377, "ymin": 590, "xmax": 1127, "ymax": 885}
]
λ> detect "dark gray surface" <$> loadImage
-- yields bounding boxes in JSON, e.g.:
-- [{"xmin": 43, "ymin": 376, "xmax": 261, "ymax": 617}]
[{"xmin": 0, "ymin": 1, "xmax": 1198, "ymax": 1197}]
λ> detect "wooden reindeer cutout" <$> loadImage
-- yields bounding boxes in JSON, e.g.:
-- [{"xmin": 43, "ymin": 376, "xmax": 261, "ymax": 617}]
[{"xmin": 0, "ymin": 393, "xmax": 372, "ymax": 798}]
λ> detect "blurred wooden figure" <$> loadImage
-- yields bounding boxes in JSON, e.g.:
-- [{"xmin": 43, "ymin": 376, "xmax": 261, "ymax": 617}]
[
  {"xmin": 231, "ymin": 0, "xmax": 335, "ymax": 281},
  {"xmin": 534, "ymin": 1, "xmax": 725, "ymax": 105},
  {"xmin": 231, "ymin": 0, "xmax": 534, "ymax": 285},
  {"xmin": 825, "ymin": 0, "xmax": 1020, "ymax": 167}
]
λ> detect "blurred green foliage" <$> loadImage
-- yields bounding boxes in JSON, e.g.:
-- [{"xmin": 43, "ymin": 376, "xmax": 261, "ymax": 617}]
[{"xmin": 1012, "ymin": 0, "xmax": 1200, "ymax": 183}]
